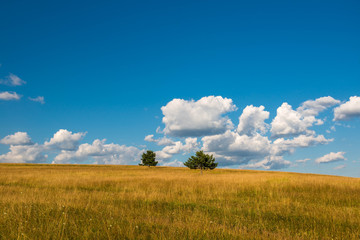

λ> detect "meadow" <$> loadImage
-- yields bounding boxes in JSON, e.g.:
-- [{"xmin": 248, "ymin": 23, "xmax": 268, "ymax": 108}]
[{"xmin": 0, "ymin": 164, "xmax": 359, "ymax": 239}]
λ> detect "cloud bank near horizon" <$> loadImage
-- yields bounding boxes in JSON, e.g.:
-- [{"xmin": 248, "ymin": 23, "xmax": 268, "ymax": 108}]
[
  {"xmin": 1, "ymin": 95, "xmax": 360, "ymax": 169},
  {"xmin": 0, "ymin": 129, "xmax": 143, "ymax": 165}
]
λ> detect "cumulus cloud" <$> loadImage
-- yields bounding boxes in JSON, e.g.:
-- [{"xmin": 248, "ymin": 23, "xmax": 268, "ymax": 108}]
[
  {"xmin": 0, "ymin": 144, "xmax": 47, "ymax": 163},
  {"xmin": 54, "ymin": 139, "xmax": 142, "ymax": 164},
  {"xmin": 0, "ymin": 94, "xmax": 352, "ymax": 171},
  {"xmin": 161, "ymin": 159, "xmax": 184, "ymax": 167},
  {"xmin": 29, "ymin": 96, "xmax": 45, "ymax": 104},
  {"xmin": 0, "ymin": 132, "xmax": 32, "ymax": 145},
  {"xmin": 272, "ymin": 134, "xmax": 332, "ymax": 156},
  {"xmin": 334, "ymin": 96, "xmax": 360, "ymax": 120},
  {"xmin": 200, "ymin": 106, "xmax": 331, "ymax": 168},
  {"xmin": 0, "ymin": 129, "xmax": 142, "ymax": 165},
  {"xmin": 297, "ymin": 96, "xmax": 340, "ymax": 116},
  {"xmin": 271, "ymin": 103, "xmax": 318, "ymax": 138},
  {"xmin": 0, "ymin": 73, "xmax": 26, "ymax": 86},
  {"xmin": 44, "ymin": 129, "xmax": 86, "ymax": 150},
  {"xmin": 237, "ymin": 105, "xmax": 269, "ymax": 136},
  {"xmin": 146, "ymin": 96, "xmax": 338, "ymax": 169},
  {"xmin": 143, "ymin": 95, "xmax": 347, "ymax": 170},
  {"xmin": 315, "ymin": 152, "xmax": 346, "ymax": 164},
  {"xmin": 199, "ymin": 130, "xmax": 331, "ymax": 169},
  {"xmin": 0, "ymin": 91, "xmax": 21, "ymax": 100},
  {"xmin": 243, "ymin": 156, "xmax": 291, "ymax": 170},
  {"xmin": 283, "ymin": 134, "xmax": 331, "ymax": 147},
  {"xmin": 202, "ymin": 131, "xmax": 271, "ymax": 164},
  {"xmin": 182, "ymin": 137, "xmax": 199, "ymax": 152},
  {"xmin": 161, "ymin": 96, "xmax": 237, "ymax": 137},
  {"xmin": 156, "ymin": 137, "xmax": 199, "ymax": 160},
  {"xmin": 144, "ymin": 134, "xmax": 155, "ymax": 142},
  {"xmin": 271, "ymin": 97, "xmax": 340, "ymax": 138},
  {"xmin": 144, "ymin": 134, "xmax": 175, "ymax": 146}
]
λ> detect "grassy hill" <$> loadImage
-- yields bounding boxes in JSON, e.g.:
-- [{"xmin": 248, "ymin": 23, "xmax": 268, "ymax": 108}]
[{"xmin": 0, "ymin": 164, "xmax": 359, "ymax": 239}]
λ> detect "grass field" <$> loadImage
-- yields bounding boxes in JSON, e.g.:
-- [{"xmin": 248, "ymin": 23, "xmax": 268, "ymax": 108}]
[{"xmin": 0, "ymin": 164, "xmax": 359, "ymax": 239}]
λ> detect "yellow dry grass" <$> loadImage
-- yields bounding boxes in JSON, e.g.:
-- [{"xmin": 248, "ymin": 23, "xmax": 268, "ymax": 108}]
[{"xmin": 0, "ymin": 164, "xmax": 359, "ymax": 239}]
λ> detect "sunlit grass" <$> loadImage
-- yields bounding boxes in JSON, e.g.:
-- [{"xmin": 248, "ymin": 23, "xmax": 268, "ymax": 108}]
[{"xmin": 0, "ymin": 164, "xmax": 359, "ymax": 239}]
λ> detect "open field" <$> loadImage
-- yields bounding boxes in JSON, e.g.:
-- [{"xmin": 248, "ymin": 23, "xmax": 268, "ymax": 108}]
[{"xmin": 0, "ymin": 164, "xmax": 359, "ymax": 239}]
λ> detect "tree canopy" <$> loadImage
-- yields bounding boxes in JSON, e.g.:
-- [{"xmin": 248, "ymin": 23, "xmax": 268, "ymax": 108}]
[
  {"xmin": 184, "ymin": 151, "xmax": 218, "ymax": 173},
  {"xmin": 139, "ymin": 150, "xmax": 158, "ymax": 167}
]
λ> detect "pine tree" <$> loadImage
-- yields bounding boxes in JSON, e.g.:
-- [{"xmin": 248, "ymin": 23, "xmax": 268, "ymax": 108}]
[
  {"xmin": 139, "ymin": 150, "xmax": 158, "ymax": 167},
  {"xmin": 184, "ymin": 151, "xmax": 218, "ymax": 174}
]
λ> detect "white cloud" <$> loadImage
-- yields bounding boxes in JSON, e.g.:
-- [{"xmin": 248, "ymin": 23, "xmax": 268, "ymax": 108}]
[
  {"xmin": 156, "ymin": 127, "xmax": 162, "ymax": 133},
  {"xmin": 237, "ymin": 105, "xmax": 269, "ymax": 136},
  {"xmin": 334, "ymin": 96, "xmax": 360, "ymax": 120},
  {"xmin": 146, "ymin": 96, "xmax": 342, "ymax": 170},
  {"xmin": 144, "ymin": 134, "xmax": 175, "ymax": 146},
  {"xmin": 315, "ymin": 152, "xmax": 346, "ymax": 164},
  {"xmin": 0, "ymin": 132, "xmax": 32, "ymax": 145},
  {"xmin": 157, "ymin": 137, "xmax": 175, "ymax": 146},
  {"xmin": 155, "ymin": 150, "xmax": 172, "ymax": 160},
  {"xmin": 202, "ymin": 131, "xmax": 271, "ymax": 163},
  {"xmin": 285, "ymin": 134, "xmax": 332, "ymax": 147},
  {"xmin": 161, "ymin": 96, "xmax": 237, "ymax": 137},
  {"xmin": 0, "ymin": 144, "xmax": 47, "ymax": 163},
  {"xmin": 161, "ymin": 159, "xmax": 184, "ymax": 167},
  {"xmin": 199, "ymin": 127, "xmax": 330, "ymax": 169},
  {"xmin": 182, "ymin": 137, "xmax": 199, "ymax": 152},
  {"xmin": 333, "ymin": 164, "xmax": 345, "ymax": 170},
  {"xmin": 156, "ymin": 137, "xmax": 199, "ymax": 160},
  {"xmin": 94, "ymin": 147, "xmax": 143, "ymax": 165},
  {"xmin": 272, "ymin": 134, "xmax": 332, "ymax": 156},
  {"xmin": 144, "ymin": 134, "xmax": 156, "ymax": 142},
  {"xmin": 271, "ymin": 97, "xmax": 339, "ymax": 138},
  {"xmin": 243, "ymin": 156, "xmax": 291, "ymax": 170},
  {"xmin": 271, "ymin": 103, "xmax": 319, "ymax": 138},
  {"xmin": 44, "ymin": 129, "xmax": 86, "ymax": 150},
  {"xmin": 54, "ymin": 139, "xmax": 142, "ymax": 164},
  {"xmin": 295, "ymin": 158, "xmax": 311, "ymax": 163},
  {"xmin": 0, "ymin": 129, "xmax": 142, "ymax": 165},
  {"xmin": 1, "ymin": 94, "xmax": 352, "ymax": 172},
  {"xmin": 151, "ymin": 97, "xmax": 333, "ymax": 169},
  {"xmin": 29, "ymin": 96, "xmax": 45, "ymax": 104},
  {"xmin": 0, "ymin": 91, "xmax": 21, "ymax": 100},
  {"xmin": 297, "ymin": 96, "xmax": 340, "ymax": 116},
  {"xmin": 0, "ymin": 73, "xmax": 26, "ymax": 86},
  {"xmin": 157, "ymin": 142, "xmax": 183, "ymax": 156}
]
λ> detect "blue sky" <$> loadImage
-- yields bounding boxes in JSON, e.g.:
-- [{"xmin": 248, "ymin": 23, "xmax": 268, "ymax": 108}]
[{"xmin": 1, "ymin": 0, "xmax": 360, "ymax": 177}]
